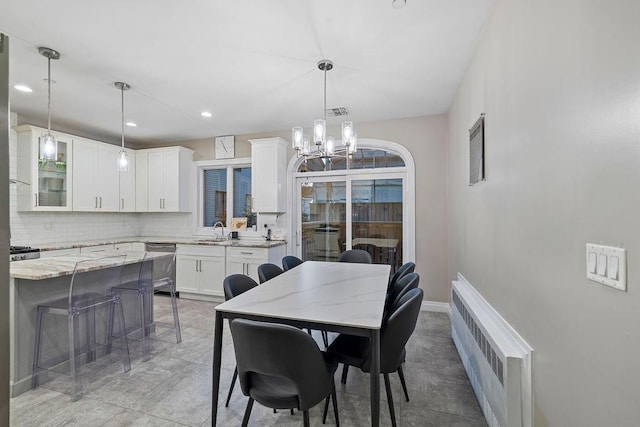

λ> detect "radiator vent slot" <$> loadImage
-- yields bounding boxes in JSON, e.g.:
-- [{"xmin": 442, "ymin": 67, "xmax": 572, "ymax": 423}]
[
  {"xmin": 326, "ymin": 107, "xmax": 350, "ymax": 117},
  {"xmin": 453, "ymin": 289, "xmax": 504, "ymax": 385}
]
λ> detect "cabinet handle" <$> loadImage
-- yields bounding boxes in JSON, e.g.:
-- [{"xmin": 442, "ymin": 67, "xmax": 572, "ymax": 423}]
[
  {"xmin": 95, "ymin": 197, "xmax": 98, "ymax": 208},
  {"xmin": 34, "ymin": 193, "xmax": 38, "ymax": 207},
  {"xmin": 199, "ymin": 260, "xmax": 203, "ymax": 272},
  {"xmin": 195, "ymin": 259, "xmax": 199, "ymax": 272},
  {"xmin": 99, "ymin": 197, "xmax": 102, "ymax": 208},
  {"xmin": 241, "ymin": 251, "xmax": 253, "ymax": 255}
]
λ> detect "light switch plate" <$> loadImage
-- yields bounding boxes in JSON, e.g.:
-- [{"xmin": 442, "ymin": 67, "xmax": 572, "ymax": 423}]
[{"xmin": 586, "ymin": 243, "xmax": 627, "ymax": 291}]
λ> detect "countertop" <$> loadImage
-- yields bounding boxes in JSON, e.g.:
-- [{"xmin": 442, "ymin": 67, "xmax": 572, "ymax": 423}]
[
  {"xmin": 10, "ymin": 251, "xmax": 172, "ymax": 280},
  {"xmin": 36, "ymin": 236, "xmax": 287, "ymax": 251}
]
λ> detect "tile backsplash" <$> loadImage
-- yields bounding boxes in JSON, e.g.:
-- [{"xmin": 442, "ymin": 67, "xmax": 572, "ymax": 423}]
[{"xmin": 9, "ymin": 114, "xmax": 194, "ymax": 247}]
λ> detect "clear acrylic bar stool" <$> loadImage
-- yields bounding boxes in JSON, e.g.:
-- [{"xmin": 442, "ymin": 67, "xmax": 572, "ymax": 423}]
[
  {"xmin": 112, "ymin": 252, "xmax": 181, "ymax": 361},
  {"xmin": 31, "ymin": 255, "xmax": 130, "ymax": 401}
]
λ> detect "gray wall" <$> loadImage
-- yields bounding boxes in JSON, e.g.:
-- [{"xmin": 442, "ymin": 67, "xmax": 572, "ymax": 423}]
[
  {"xmin": 1, "ymin": 33, "xmax": 11, "ymax": 426},
  {"xmin": 447, "ymin": 0, "xmax": 640, "ymax": 425}
]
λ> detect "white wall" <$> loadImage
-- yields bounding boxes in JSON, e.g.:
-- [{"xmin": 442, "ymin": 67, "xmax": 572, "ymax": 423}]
[{"xmin": 447, "ymin": 0, "xmax": 640, "ymax": 425}]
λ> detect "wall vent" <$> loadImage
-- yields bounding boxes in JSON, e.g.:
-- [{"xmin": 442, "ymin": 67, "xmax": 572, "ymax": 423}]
[
  {"xmin": 452, "ymin": 289, "xmax": 504, "ymax": 385},
  {"xmin": 451, "ymin": 274, "xmax": 533, "ymax": 427},
  {"xmin": 326, "ymin": 107, "xmax": 349, "ymax": 117}
]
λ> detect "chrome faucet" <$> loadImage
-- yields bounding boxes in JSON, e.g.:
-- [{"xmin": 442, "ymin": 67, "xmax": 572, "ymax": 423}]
[{"xmin": 212, "ymin": 221, "xmax": 225, "ymax": 238}]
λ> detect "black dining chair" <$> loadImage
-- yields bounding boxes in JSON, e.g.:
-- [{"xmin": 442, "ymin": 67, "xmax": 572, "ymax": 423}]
[
  {"xmin": 222, "ymin": 274, "xmax": 259, "ymax": 407},
  {"xmin": 230, "ymin": 318, "xmax": 340, "ymax": 427},
  {"xmin": 282, "ymin": 255, "xmax": 303, "ymax": 271},
  {"xmin": 384, "ymin": 272, "xmax": 420, "ymax": 317},
  {"xmin": 327, "ymin": 288, "xmax": 424, "ymax": 427},
  {"xmin": 257, "ymin": 263, "xmax": 284, "ymax": 283},
  {"xmin": 337, "ymin": 249, "xmax": 372, "ymax": 264},
  {"xmin": 387, "ymin": 262, "xmax": 415, "ymax": 293}
]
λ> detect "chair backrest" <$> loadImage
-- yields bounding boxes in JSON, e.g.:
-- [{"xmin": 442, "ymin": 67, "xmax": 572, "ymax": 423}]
[
  {"xmin": 230, "ymin": 318, "xmax": 333, "ymax": 411},
  {"xmin": 363, "ymin": 287, "xmax": 423, "ymax": 373},
  {"xmin": 154, "ymin": 251, "xmax": 176, "ymax": 281},
  {"xmin": 337, "ymin": 249, "xmax": 372, "ymax": 264},
  {"xmin": 385, "ymin": 272, "xmax": 420, "ymax": 315},
  {"xmin": 69, "ymin": 255, "xmax": 127, "ymax": 308},
  {"xmin": 387, "ymin": 261, "xmax": 416, "ymax": 292},
  {"xmin": 257, "ymin": 263, "xmax": 284, "ymax": 284},
  {"xmin": 353, "ymin": 243, "xmax": 379, "ymax": 263},
  {"xmin": 223, "ymin": 274, "xmax": 259, "ymax": 301},
  {"xmin": 282, "ymin": 255, "xmax": 303, "ymax": 271}
]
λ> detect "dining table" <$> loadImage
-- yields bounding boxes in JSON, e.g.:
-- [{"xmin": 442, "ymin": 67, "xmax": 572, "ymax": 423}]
[{"xmin": 211, "ymin": 260, "xmax": 391, "ymax": 426}]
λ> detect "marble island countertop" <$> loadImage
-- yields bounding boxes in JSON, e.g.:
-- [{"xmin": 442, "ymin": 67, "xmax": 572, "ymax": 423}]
[
  {"xmin": 36, "ymin": 236, "xmax": 287, "ymax": 252},
  {"xmin": 10, "ymin": 251, "xmax": 173, "ymax": 281}
]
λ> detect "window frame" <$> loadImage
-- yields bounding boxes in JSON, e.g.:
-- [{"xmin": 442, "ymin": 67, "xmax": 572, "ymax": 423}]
[{"xmin": 193, "ymin": 157, "xmax": 254, "ymax": 237}]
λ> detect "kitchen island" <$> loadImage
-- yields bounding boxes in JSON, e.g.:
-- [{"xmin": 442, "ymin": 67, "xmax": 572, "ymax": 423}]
[{"xmin": 9, "ymin": 251, "xmax": 172, "ymax": 397}]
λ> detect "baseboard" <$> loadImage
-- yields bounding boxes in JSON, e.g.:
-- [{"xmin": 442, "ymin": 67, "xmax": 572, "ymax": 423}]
[{"xmin": 421, "ymin": 300, "xmax": 451, "ymax": 316}]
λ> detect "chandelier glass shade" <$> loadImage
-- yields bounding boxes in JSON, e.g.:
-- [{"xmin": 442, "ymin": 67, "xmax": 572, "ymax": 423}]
[{"xmin": 292, "ymin": 60, "xmax": 357, "ymax": 165}]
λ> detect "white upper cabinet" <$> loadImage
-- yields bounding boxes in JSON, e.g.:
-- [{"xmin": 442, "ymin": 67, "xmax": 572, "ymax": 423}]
[
  {"xmin": 136, "ymin": 146, "xmax": 194, "ymax": 212},
  {"xmin": 15, "ymin": 125, "xmax": 74, "ymax": 211},
  {"xmin": 249, "ymin": 137, "xmax": 288, "ymax": 213},
  {"xmin": 119, "ymin": 148, "xmax": 136, "ymax": 212},
  {"xmin": 72, "ymin": 138, "xmax": 120, "ymax": 211}
]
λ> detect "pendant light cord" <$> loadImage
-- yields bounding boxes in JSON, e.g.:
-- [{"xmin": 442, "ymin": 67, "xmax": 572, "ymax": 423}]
[
  {"xmin": 121, "ymin": 86, "xmax": 125, "ymax": 149},
  {"xmin": 323, "ymin": 66, "xmax": 327, "ymax": 122},
  {"xmin": 47, "ymin": 56, "xmax": 52, "ymax": 134}
]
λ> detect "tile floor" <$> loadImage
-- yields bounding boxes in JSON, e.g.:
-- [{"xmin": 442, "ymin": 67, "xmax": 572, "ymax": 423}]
[{"xmin": 11, "ymin": 295, "xmax": 487, "ymax": 426}]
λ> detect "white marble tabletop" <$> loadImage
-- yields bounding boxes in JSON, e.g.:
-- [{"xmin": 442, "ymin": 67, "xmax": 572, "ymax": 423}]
[
  {"xmin": 10, "ymin": 251, "xmax": 173, "ymax": 280},
  {"xmin": 215, "ymin": 261, "xmax": 391, "ymax": 329}
]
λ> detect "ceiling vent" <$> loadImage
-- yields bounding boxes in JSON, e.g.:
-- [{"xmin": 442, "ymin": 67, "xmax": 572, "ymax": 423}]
[{"xmin": 326, "ymin": 107, "xmax": 350, "ymax": 117}]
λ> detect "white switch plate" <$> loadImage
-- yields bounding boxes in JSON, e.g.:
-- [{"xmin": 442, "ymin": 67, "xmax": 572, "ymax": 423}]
[{"xmin": 586, "ymin": 244, "xmax": 627, "ymax": 291}]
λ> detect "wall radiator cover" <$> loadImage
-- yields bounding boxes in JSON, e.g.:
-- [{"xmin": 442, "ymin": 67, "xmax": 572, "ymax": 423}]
[{"xmin": 451, "ymin": 274, "xmax": 533, "ymax": 427}]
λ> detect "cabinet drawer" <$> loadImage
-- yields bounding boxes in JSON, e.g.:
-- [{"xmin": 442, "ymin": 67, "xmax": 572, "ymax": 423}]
[
  {"xmin": 80, "ymin": 244, "xmax": 114, "ymax": 253},
  {"xmin": 226, "ymin": 246, "xmax": 268, "ymax": 260},
  {"xmin": 177, "ymin": 244, "xmax": 225, "ymax": 257},
  {"xmin": 40, "ymin": 248, "xmax": 80, "ymax": 258}
]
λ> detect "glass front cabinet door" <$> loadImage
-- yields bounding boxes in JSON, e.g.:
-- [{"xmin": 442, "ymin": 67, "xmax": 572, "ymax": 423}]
[{"xmin": 15, "ymin": 125, "xmax": 73, "ymax": 211}]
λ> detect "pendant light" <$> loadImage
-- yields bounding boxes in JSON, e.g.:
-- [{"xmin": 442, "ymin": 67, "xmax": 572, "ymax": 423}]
[
  {"xmin": 114, "ymin": 82, "xmax": 130, "ymax": 172},
  {"xmin": 38, "ymin": 47, "xmax": 60, "ymax": 161}
]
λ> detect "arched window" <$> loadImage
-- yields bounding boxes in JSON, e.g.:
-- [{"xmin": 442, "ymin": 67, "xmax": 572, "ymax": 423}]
[{"xmin": 287, "ymin": 139, "xmax": 415, "ymax": 272}]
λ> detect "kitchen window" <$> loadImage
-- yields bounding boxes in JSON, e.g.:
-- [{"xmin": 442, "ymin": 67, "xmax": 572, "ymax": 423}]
[{"xmin": 196, "ymin": 158, "xmax": 256, "ymax": 234}]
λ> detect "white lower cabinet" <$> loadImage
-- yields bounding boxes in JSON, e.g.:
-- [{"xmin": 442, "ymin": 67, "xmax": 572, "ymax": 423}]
[
  {"xmin": 176, "ymin": 245, "xmax": 226, "ymax": 299},
  {"xmin": 226, "ymin": 245, "xmax": 286, "ymax": 283}
]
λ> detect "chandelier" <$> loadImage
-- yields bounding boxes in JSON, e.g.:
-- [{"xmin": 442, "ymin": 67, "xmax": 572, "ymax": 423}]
[{"xmin": 292, "ymin": 59, "xmax": 357, "ymax": 165}]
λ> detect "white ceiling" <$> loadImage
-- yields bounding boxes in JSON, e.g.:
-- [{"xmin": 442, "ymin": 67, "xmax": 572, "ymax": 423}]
[{"xmin": 1, "ymin": 0, "xmax": 494, "ymax": 146}]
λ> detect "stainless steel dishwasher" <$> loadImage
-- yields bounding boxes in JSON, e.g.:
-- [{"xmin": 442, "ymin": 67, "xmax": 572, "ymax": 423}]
[{"xmin": 145, "ymin": 242, "xmax": 177, "ymax": 295}]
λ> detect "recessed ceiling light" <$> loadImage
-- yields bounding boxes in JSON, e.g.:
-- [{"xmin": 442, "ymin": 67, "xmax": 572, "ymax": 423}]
[
  {"xmin": 14, "ymin": 84, "xmax": 33, "ymax": 93},
  {"xmin": 126, "ymin": 121, "xmax": 137, "ymax": 127},
  {"xmin": 201, "ymin": 111, "xmax": 212, "ymax": 118},
  {"xmin": 392, "ymin": 0, "xmax": 406, "ymax": 9}
]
